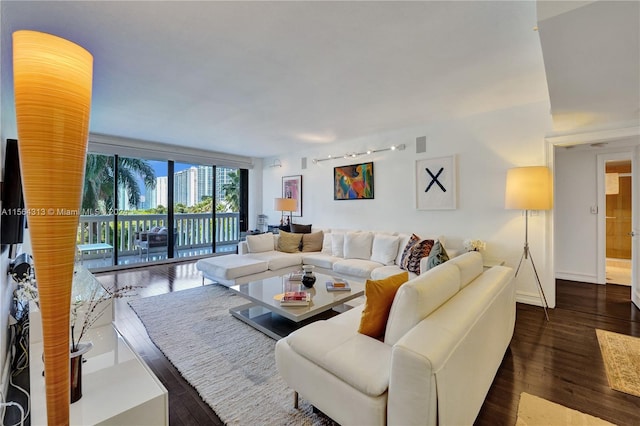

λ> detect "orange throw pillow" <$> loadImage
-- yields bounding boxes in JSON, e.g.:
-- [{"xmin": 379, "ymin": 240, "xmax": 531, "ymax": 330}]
[{"xmin": 358, "ymin": 272, "xmax": 409, "ymax": 339}]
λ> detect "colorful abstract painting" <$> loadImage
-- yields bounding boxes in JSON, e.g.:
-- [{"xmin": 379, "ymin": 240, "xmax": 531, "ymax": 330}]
[{"xmin": 334, "ymin": 162, "xmax": 374, "ymax": 200}]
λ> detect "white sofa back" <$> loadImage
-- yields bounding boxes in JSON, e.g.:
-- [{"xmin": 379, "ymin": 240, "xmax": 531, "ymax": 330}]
[
  {"xmin": 384, "ymin": 251, "xmax": 483, "ymax": 345},
  {"xmin": 385, "ymin": 262, "xmax": 460, "ymax": 346}
]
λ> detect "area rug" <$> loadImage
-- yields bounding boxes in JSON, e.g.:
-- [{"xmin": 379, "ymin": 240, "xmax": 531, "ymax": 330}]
[
  {"xmin": 596, "ymin": 329, "xmax": 640, "ymax": 398},
  {"xmin": 516, "ymin": 392, "xmax": 616, "ymax": 426},
  {"xmin": 128, "ymin": 284, "xmax": 333, "ymax": 425}
]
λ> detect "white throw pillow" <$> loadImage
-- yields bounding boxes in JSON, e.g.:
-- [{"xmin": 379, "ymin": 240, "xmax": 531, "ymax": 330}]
[
  {"xmin": 246, "ymin": 232, "xmax": 275, "ymax": 253},
  {"xmin": 331, "ymin": 233, "xmax": 345, "ymax": 257},
  {"xmin": 370, "ymin": 234, "xmax": 400, "ymax": 265},
  {"xmin": 395, "ymin": 233, "xmax": 412, "ymax": 266},
  {"xmin": 344, "ymin": 231, "xmax": 374, "ymax": 260},
  {"xmin": 321, "ymin": 232, "xmax": 333, "ymax": 254}
]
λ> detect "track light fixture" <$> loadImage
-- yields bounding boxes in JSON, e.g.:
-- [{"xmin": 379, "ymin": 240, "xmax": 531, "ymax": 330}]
[{"xmin": 312, "ymin": 144, "xmax": 406, "ymax": 164}]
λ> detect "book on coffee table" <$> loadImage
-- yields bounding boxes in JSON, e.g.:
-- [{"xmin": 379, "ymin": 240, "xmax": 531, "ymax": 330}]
[
  {"xmin": 287, "ymin": 271, "xmax": 304, "ymax": 281},
  {"xmin": 280, "ymin": 291, "xmax": 311, "ymax": 306},
  {"xmin": 326, "ymin": 279, "xmax": 351, "ymax": 292}
]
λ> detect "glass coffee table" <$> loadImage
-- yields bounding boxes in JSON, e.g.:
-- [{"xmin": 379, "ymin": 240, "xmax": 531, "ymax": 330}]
[{"xmin": 229, "ymin": 272, "xmax": 365, "ymax": 340}]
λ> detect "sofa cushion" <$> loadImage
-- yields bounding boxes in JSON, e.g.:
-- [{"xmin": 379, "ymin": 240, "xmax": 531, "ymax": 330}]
[
  {"xmin": 196, "ymin": 255, "xmax": 268, "ymax": 280},
  {"xmin": 246, "ymin": 251, "xmax": 302, "ymax": 270},
  {"xmin": 370, "ymin": 234, "xmax": 400, "ymax": 266},
  {"xmin": 246, "ymin": 232, "xmax": 275, "ymax": 253},
  {"xmin": 370, "ymin": 265, "xmax": 418, "ymax": 281},
  {"xmin": 301, "ymin": 231, "xmax": 324, "ymax": 252},
  {"xmin": 446, "ymin": 251, "xmax": 483, "ymax": 288},
  {"xmin": 426, "ymin": 240, "xmax": 450, "ymax": 271},
  {"xmin": 402, "ymin": 239, "xmax": 435, "ymax": 274},
  {"xmin": 358, "ymin": 272, "xmax": 409, "ymax": 339},
  {"xmin": 344, "ymin": 231, "xmax": 374, "ymax": 260},
  {"xmin": 277, "ymin": 230, "xmax": 302, "ymax": 253},
  {"xmin": 332, "ymin": 233, "xmax": 345, "ymax": 257},
  {"xmin": 384, "ymin": 262, "xmax": 461, "ymax": 345},
  {"xmin": 333, "ymin": 259, "xmax": 383, "ymax": 278},
  {"xmin": 290, "ymin": 223, "xmax": 312, "ymax": 234},
  {"xmin": 287, "ymin": 321, "xmax": 392, "ymax": 397},
  {"xmin": 301, "ymin": 253, "xmax": 340, "ymax": 269}
]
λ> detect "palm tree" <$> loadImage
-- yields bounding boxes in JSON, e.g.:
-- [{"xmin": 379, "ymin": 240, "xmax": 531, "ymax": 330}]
[
  {"xmin": 82, "ymin": 154, "xmax": 156, "ymax": 213},
  {"xmin": 221, "ymin": 170, "xmax": 240, "ymax": 212}
]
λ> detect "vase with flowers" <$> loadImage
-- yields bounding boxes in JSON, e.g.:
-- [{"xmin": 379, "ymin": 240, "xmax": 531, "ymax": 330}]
[
  {"xmin": 463, "ymin": 239, "xmax": 486, "ymax": 252},
  {"xmin": 12, "ymin": 266, "xmax": 137, "ymax": 402}
]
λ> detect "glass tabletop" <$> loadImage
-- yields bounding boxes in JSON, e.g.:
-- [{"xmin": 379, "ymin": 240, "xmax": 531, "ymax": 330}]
[{"xmin": 229, "ymin": 271, "xmax": 365, "ymax": 321}]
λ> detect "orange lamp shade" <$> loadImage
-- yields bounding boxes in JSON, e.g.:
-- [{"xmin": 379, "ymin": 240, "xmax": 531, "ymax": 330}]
[
  {"xmin": 274, "ymin": 197, "xmax": 297, "ymax": 212},
  {"xmin": 13, "ymin": 30, "xmax": 93, "ymax": 425}
]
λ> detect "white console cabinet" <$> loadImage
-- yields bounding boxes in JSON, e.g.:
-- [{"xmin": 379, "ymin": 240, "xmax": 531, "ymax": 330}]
[{"xmin": 29, "ymin": 267, "xmax": 168, "ymax": 425}]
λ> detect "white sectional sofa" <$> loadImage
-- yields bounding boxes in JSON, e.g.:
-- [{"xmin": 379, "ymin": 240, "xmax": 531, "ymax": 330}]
[
  {"xmin": 275, "ymin": 252, "xmax": 515, "ymax": 425},
  {"xmin": 196, "ymin": 229, "xmax": 452, "ymax": 287}
]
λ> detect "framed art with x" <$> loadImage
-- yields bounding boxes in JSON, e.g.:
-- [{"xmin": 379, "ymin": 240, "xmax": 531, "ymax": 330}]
[{"xmin": 415, "ymin": 155, "xmax": 457, "ymax": 210}]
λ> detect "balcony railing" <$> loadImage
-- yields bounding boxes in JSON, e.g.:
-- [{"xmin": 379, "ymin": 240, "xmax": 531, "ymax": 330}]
[{"xmin": 77, "ymin": 212, "xmax": 240, "ymax": 257}]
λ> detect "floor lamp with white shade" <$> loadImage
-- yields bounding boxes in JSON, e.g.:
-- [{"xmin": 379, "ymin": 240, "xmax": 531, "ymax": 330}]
[{"xmin": 505, "ymin": 166, "xmax": 554, "ymax": 321}]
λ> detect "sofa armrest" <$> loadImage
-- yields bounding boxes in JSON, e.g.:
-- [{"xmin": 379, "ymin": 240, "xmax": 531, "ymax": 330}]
[{"xmin": 388, "ymin": 266, "xmax": 514, "ymax": 426}]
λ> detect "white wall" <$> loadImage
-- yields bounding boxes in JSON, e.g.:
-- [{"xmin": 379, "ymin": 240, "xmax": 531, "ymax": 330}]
[
  {"xmin": 262, "ymin": 100, "xmax": 555, "ymax": 306},
  {"xmin": 247, "ymin": 158, "xmax": 263, "ymax": 231},
  {"xmin": 554, "ymin": 139, "xmax": 640, "ymax": 283}
]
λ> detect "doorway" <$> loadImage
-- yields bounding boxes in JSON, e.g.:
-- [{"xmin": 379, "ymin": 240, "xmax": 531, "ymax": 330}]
[{"xmin": 604, "ymin": 159, "xmax": 632, "ymax": 286}]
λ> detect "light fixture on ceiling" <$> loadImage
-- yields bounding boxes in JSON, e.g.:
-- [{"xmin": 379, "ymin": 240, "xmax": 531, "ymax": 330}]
[{"xmin": 312, "ymin": 143, "xmax": 406, "ymax": 164}]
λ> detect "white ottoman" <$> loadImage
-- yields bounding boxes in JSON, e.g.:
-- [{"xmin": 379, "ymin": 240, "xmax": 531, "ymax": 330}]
[{"xmin": 196, "ymin": 255, "xmax": 268, "ymax": 286}]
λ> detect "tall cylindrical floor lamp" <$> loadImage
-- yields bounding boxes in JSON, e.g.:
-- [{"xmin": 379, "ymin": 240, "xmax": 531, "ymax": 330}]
[
  {"xmin": 13, "ymin": 30, "xmax": 93, "ymax": 425},
  {"xmin": 505, "ymin": 166, "xmax": 553, "ymax": 321}
]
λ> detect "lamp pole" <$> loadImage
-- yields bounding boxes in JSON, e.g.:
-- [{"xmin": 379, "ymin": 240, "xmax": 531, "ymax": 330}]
[{"xmin": 515, "ymin": 210, "xmax": 550, "ymax": 321}]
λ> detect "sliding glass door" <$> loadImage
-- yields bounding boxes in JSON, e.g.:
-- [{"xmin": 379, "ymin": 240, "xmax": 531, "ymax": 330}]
[
  {"xmin": 77, "ymin": 153, "xmax": 116, "ymax": 267},
  {"xmin": 117, "ymin": 157, "xmax": 168, "ymax": 264},
  {"xmin": 173, "ymin": 162, "xmax": 214, "ymax": 257},
  {"xmin": 78, "ymin": 152, "xmax": 246, "ymax": 269}
]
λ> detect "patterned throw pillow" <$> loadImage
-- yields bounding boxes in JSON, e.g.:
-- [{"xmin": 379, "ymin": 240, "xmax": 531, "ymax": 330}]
[
  {"xmin": 403, "ymin": 239, "xmax": 435, "ymax": 274},
  {"xmin": 400, "ymin": 234, "xmax": 421, "ymax": 269}
]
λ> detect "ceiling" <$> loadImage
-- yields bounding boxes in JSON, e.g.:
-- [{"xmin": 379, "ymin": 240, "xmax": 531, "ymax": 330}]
[
  {"xmin": 537, "ymin": 0, "xmax": 640, "ymax": 134},
  {"xmin": 1, "ymin": 1, "xmax": 637, "ymax": 158}
]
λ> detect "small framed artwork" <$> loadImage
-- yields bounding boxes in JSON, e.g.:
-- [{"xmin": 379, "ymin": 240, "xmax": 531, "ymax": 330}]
[
  {"xmin": 416, "ymin": 155, "xmax": 457, "ymax": 210},
  {"xmin": 282, "ymin": 175, "xmax": 302, "ymax": 216},
  {"xmin": 334, "ymin": 162, "xmax": 374, "ymax": 200}
]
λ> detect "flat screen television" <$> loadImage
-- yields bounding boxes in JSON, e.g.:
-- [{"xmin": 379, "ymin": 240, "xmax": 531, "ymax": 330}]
[{"xmin": 1, "ymin": 139, "xmax": 25, "ymax": 245}]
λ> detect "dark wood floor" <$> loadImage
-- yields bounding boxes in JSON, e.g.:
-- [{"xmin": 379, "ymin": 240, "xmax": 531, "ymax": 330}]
[{"xmin": 95, "ymin": 264, "xmax": 640, "ymax": 426}]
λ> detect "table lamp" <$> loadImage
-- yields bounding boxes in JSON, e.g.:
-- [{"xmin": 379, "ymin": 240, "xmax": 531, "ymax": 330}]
[{"xmin": 274, "ymin": 197, "xmax": 297, "ymax": 227}]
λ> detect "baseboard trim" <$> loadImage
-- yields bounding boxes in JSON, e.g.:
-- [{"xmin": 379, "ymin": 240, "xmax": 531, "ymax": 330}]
[
  {"xmin": 555, "ymin": 272, "xmax": 600, "ymax": 284},
  {"xmin": 516, "ymin": 291, "xmax": 546, "ymax": 306}
]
